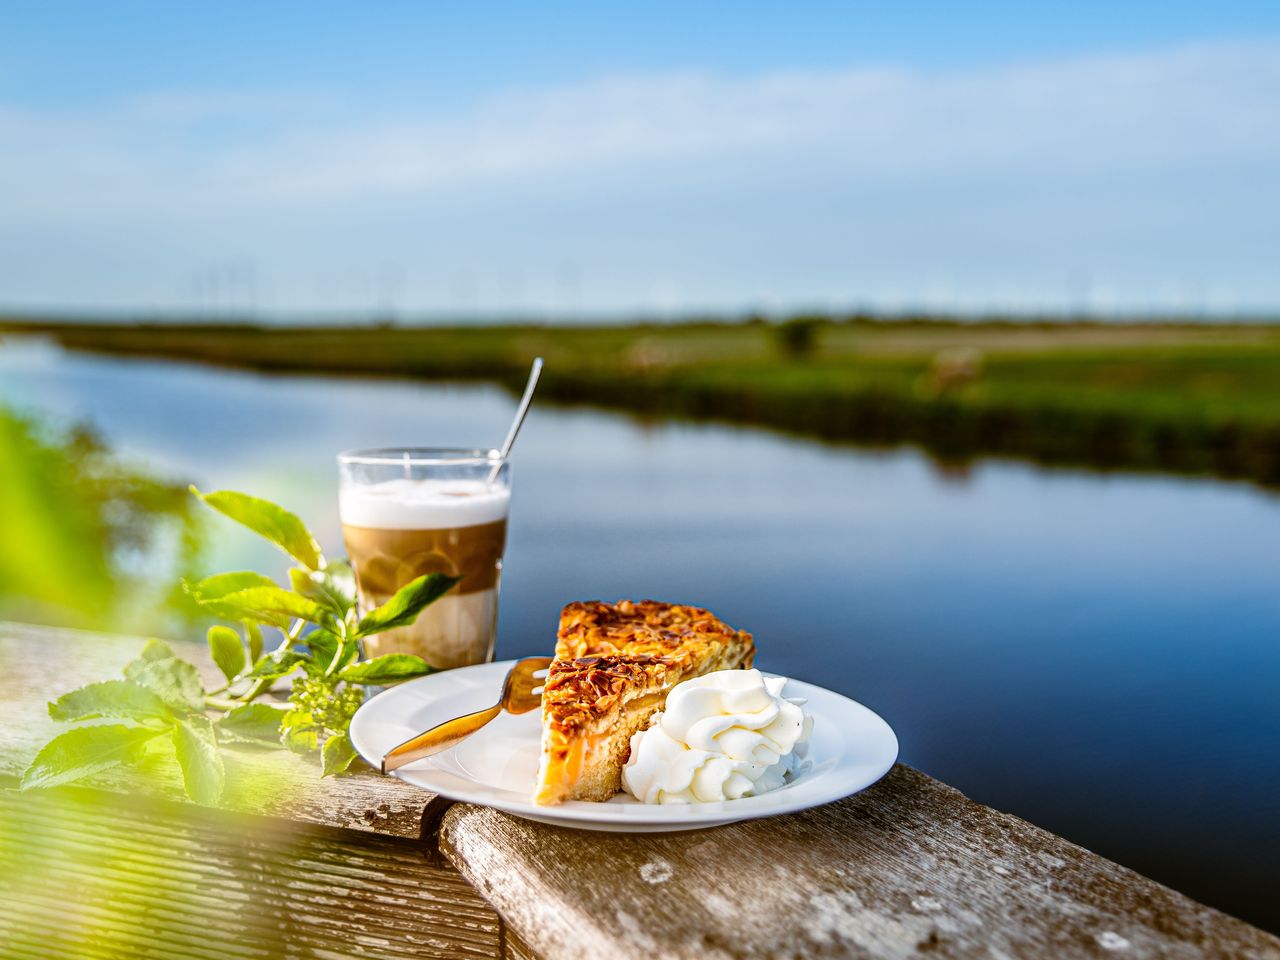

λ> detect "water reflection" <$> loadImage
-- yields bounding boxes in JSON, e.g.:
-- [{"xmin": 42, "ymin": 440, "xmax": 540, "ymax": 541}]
[{"xmin": 1, "ymin": 337, "xmax": 1278, "ymax": 930}]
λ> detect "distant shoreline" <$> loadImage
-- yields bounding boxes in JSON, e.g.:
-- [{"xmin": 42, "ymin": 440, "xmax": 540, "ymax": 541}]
[
  {"xmin": 7, "ymin": 315, "xmax": 1280, "ymax": 488},
  {"xmin": 5, "ymin": 307, "xmax": 1280, "ymax": 330}
]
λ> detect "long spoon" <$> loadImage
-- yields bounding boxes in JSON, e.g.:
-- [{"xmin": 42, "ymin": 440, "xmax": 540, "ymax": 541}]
[
  {"xmin": 487, "ymin": 356, "xmax": 543, "ymax": 484},
  {"xmin": 380, "ymin": 656, "xmax": 552, "ymax": 772}
]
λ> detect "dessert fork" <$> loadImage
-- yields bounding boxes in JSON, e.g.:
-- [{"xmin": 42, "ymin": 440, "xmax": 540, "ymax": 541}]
[{"xmin": 380, "ymin": 656, "xmax": 552, "ymax": 773}]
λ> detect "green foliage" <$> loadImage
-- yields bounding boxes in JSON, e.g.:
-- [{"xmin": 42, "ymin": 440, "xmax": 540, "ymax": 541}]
[
  {"xmin": 182, "ymin": 572, "xmax": 293, "ymax": 628},
  {"xmin": 281, "ymin": 711, "xmax": 319, "ymax": 754},
  {"xmin": 124, "ymin": 651, "xmax": 205, "ymax": 713},
  {"xmin": 22, "ymin": 489, "xmax": 452, "ymax": 805},
  {"xmin": 288, "ymin": 676, "xmax": 363, "ymax": 741},
  {"xmin": 0, "ymin": 407, "xmax": 203, "ymax": 631},
  {"xmin": 246, "ymin": 648, "xmax": 308, "ymax": 680},
  {"xmin": 773, "ymin": 316, "xmax": 823, "ymax": 359},
  {"xmin": 20, "ymin": 725, "xmax": 166, "ymax": 790},
  {"xmin": 306, "ymin": 628, "xmax": 358, "ymax": 676},
  {"xmin": 216, "ymin": 702, "xmax": 286, "ymax": 744},
  {"xmin": 212, "ymin": 586, "xmax": 330, "ymax": 626},
  {"xmin": 321, "ymin": 733, "xmax": 358, "ymax": 777},
  {"xmin": 187, "ymin": 570, "xmax": 278, "ymax": 599},
  {"xmin": 245, "ymin": 621, "xmax": 264, "ymax": 663},
  {"xmin": 136, "ymin": 638, "xmax": 178, "ymax": 662},
  {"xmin": 189, "ymin": 487, "xmax": 323, "ymax": 570},
  {"xmin": 356, "ymin": 572, "xmax": 461, "ymax": 635},
  {"xmin": 48, "ymin": 680, "xmax": 172, "ymax": 723},
  {"xmin": 338, "ymin": 654, "xmax": 437, "ymax": 685},
  {"xmin": 290, "ymin": 563, "xmax": 355, "ymax": 616},
  {"xmin": 207, "ymin": 625, "xmax": 246, "ymax": 682},
  {"xmin": 33, "ymin": 318, "xmax": 1280, "ymax": 485},
  {"xmin": 172, "ymin": 716, "xmax": 225, "ymax": 806}
]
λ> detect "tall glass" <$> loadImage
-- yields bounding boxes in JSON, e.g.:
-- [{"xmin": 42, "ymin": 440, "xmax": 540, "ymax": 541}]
[{"xmin": 337, "ymin": 448, "xmax": 510, "ymax": 669}]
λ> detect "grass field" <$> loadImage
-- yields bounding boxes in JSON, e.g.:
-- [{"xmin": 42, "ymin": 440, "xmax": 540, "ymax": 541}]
[{"xmin": 9, "ymin": 315, "xmax": 1280, "ymax": 485}]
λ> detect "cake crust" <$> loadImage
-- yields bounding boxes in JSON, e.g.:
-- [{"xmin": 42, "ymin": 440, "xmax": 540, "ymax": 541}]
[
  {"xmin": 556, "ymin": 599, "xmax": 754, "ymax": 661},
  {"xmin": 533, "ymin": 600, "xmax": 755, "ymax": 805}
]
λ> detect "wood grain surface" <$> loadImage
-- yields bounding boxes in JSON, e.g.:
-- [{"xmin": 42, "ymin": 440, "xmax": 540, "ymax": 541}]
[
  {"xmin": 0, "ymin": 787, "xmax": 501, "ymax": 960},
  {"xmin": 440, "ymin": 767, "xmax": 1280, "ymax": 960},
  {"xmin": 5, "ymin": 621, "xmax": 1279, "ymax": 960}
]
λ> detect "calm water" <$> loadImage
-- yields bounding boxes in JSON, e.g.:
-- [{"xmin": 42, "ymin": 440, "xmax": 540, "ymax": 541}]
[{"xmin": 3, "ymin": 337, "xmax": 1278, "ymax": 930}]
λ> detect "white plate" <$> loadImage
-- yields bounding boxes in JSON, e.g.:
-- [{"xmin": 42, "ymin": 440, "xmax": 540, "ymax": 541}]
[{"xmin": 349, "ymin": 660, "xmax": 898, "ymax": 832}]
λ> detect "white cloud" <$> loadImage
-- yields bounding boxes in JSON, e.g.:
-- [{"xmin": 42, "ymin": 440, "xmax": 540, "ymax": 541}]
[
  {"xmin": 0, "ymin": 38, "xmax": 1277, "ymax": 313},
  {"xmin": 1, "ymin": 38, "xmax": 1276, "ymax": 213}
]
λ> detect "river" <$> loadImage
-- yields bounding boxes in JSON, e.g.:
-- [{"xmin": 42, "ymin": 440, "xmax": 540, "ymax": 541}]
[{"xmin": 1, "ymin": 336, "xmax": 1276, "ymax": 930}]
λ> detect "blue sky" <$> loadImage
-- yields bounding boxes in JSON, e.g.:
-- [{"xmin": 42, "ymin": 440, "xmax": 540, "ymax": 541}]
[{"xmin": 2, "ymin": 2, "xmax": 1279, "ymax": 318}]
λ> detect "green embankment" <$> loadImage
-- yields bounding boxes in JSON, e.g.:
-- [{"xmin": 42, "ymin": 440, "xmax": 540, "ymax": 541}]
[{"xmin": 9, "ymin": 316, "xmax": 1280, "ymax": 485}]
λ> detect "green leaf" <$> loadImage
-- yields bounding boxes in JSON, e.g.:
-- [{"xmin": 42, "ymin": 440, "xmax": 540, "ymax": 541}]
[
  {"xmin": 245, "ymin": 648, "xmax": 306, "ymax": 681},
  {"xmin": 207, "ymin": 625, "xmax": 246, "ymax": 682},
  {"xmin": 281, "ymin": 709, "xmax": 318, "ymax": 754},
  {"xmin": 124, "ymin": 655, "xmax": 205, "ymax": 714},
  {"xmin": 190, "ymin": 599, "xmax": 290, "ymax": 630},
  {"xmin": 321, "ymin": 559, "xmax": 357, "ymax": 604},
  {"xmin": 321, "ymin": 733, "xmax": 359, "ymax": 777},
  {"xmin": 305, "ymin": 628, "xmax": 338, "ymax": 670},
  {"xmin": 185, "ymin": 570, "xmax": 278, "ymax": 599},
  {"xmin": 20, "ymin": 725, "xmax": 164, "ymax": 790},
  {"xmin": 216, "ymin": 703, "xmax": 285, "ymax": 744},
  {"xmin": 172, "ymin": 716, "xmax": 225, "ymax": 806},
  {"xmin": 137, "ymin": 638, "xmax": 176, "ymax": 662},
  {"xmin": 183, "ymin": 573, "xmax": 284, "ymax": 626},
  {"xmin": 217, "ymin": 586, "xmax": 328, "ymax": 626},
  {"xmin": 330, "ymin": 638, "xmax": 359, "ymax": 676},
  {"xmin": 244, "ymin": 622, "xmax": 264, "ymax": 663},
  {"xmin": 122, "ymin": 640, "xmax": 171, "ymax": 680},
  {"xmin": 355, "ymin": 573, "xmax": 460, "ymax": 637},
  {"xmin": 289, "ymin": 567, "xmax": 354, "ymax": 617},
  {"xmin": 339, "ymin": 654, "xmax": 435, "ymax": 685},
  {"xmin": 183, "ymin": 573, "xmax": 291, "ymax": 628},
  {"xmin": 306, "ymin": 629, "xmax": 358, "ymax": 677},
  {"xmin": 48, "ymin": 680, "xmax": 173, "ymax": 724},
  {"xmin": 191, "ymin": 487, "xmax": 323, "ymax": 570}
]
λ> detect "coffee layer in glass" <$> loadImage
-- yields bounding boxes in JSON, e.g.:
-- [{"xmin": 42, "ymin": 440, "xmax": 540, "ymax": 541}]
[{"xmin": 338, "ymin": 450, "xmax": 510, "ymax": 669}]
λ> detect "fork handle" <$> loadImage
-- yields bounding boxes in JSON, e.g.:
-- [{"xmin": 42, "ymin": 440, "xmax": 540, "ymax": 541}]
[{"xmin": 381, "ymin": 703, "xmax": 502, "ymax": 773}]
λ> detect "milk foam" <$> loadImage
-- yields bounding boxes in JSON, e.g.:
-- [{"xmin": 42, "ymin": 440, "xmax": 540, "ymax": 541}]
[{"xmin": 339, "ymin": 478, "xmax": 510, "ymax": 530}]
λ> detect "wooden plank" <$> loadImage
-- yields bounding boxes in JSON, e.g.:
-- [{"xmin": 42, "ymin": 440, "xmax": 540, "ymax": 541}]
[
  {"xmin": 0, "ymin": 622, "xmax": 532, "ymax": 959},
  {"xmin": 0, "ymin": 786, "xmax": 502, "ymax": 960},
  {"xmin": 0, "ymin": 622, "xmax": 431, "ymax": 839},
  {"xmin": 502, "ymin": 926, "xmax": 542, "ymax": 960},
  {"xmin": 439, "ymin": 765, "xmax": 1280, "ymax": 960},
  {"xmin": 7, "ymin": 622, "xmax": 1279, "ymax": 958}
]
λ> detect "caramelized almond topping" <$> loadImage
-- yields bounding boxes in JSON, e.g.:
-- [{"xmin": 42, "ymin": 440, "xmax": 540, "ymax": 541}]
[{"xmin": 555, "ymin": 599, "xmax": 755, "ymax": 665}]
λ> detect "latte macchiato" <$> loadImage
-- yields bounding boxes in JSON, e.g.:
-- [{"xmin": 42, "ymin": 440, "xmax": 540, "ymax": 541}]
[{"xmin": 339, "ymin": 474, "xmax": 510, "ymax": 668}]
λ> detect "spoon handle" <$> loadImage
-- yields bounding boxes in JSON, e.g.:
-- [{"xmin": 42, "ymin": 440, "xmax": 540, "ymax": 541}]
[
  {"xmin": 487, "ymin": 357, "xmax": 543, "ymax": 484},
  {"xmin": 381, "ymin": 703, "xmax": 502, "ymax": 773}
]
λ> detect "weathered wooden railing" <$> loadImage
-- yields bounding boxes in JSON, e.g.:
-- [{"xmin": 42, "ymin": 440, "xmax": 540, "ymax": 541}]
[{"xmin": 1, "ymin": 623, "xmax": 1276, "ymax": 959}]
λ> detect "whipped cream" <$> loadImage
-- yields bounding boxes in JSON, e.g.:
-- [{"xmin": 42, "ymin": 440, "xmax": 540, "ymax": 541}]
[{"xmin": 622, "ymin": 669, "xmax": 813, "ymax": 804}]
